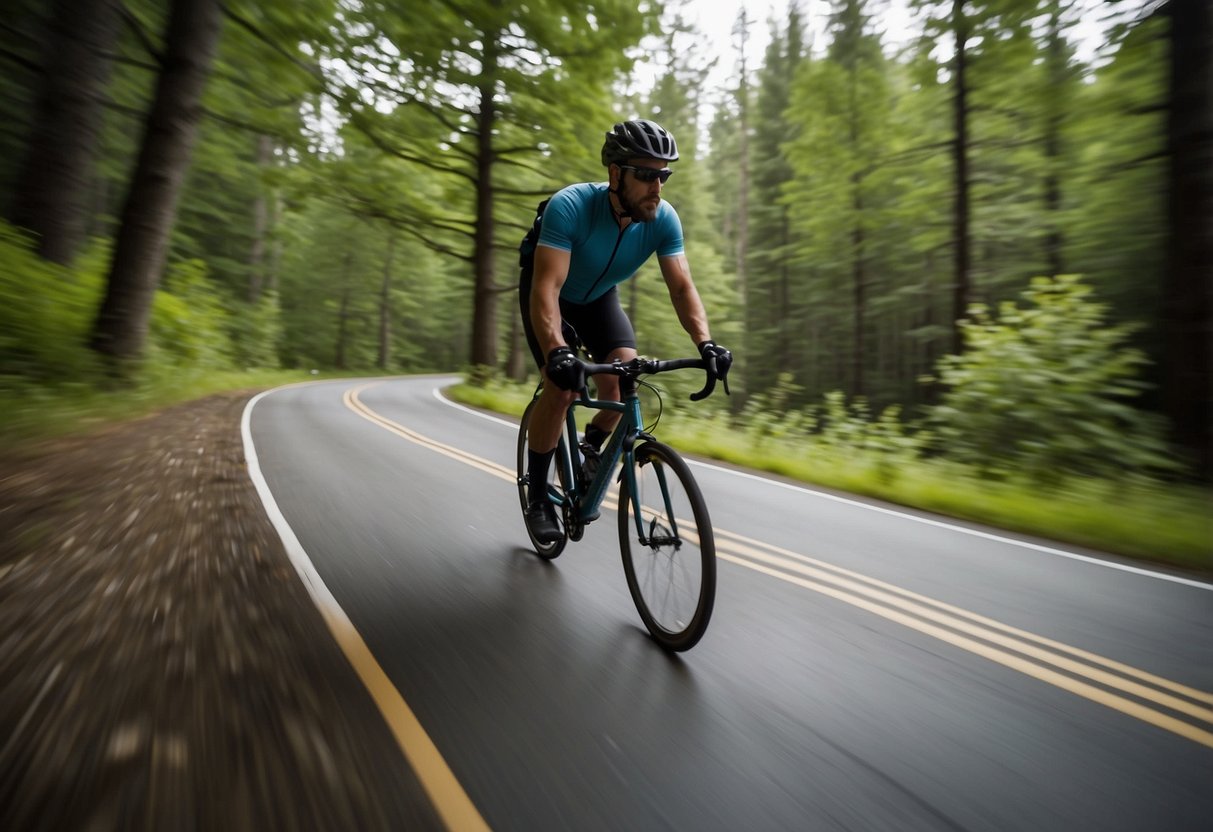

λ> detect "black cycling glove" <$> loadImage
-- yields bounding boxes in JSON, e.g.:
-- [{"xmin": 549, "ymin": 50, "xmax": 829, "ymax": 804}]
[
  {"xmin": 545, "ymin": 346, "xmax": 585, "ymax": 391},
  {"xmin": 698, "ymin": 340, "xmax": 733, "ymax": 392}
]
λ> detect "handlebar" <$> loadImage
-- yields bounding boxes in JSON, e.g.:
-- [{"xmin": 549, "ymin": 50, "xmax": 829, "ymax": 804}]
[{"xmin": 578, "ymin": 356, "xmax": 726, "ymax": 401}]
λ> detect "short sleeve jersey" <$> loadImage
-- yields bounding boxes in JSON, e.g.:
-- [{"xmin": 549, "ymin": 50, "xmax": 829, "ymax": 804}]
[{"xmin": 534, "ymin": 182, "xmax": 684, "ymax": 304}]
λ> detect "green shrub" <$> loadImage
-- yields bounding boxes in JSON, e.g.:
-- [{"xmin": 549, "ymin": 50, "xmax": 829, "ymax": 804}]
[
  {"xmin": 147, "ymin": 259, "xmax": 234, "ymax": 369},
  {"xmin": 928, "ymin": 275, "xmax": 1181, "ymax": 484},
  {"xmin": 0, "ymin": 223, "xmax": 105, "ymax": 380},
  {"xmin": 227, "ymin": 292, "xmax": 283, "ymax": 369}
]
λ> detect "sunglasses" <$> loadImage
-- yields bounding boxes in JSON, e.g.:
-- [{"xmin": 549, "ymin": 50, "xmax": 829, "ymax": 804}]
[{"xmin": 619, "ymin": 165, "xmax": 674, "ymax": 184}]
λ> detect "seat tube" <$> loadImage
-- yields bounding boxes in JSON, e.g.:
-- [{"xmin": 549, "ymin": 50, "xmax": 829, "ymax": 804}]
[{"xmin": 563, "ymin": 399, "xmax": 582, "ymax": 488}]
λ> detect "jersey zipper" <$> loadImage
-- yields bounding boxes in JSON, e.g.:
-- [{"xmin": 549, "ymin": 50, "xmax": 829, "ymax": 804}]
[{"xmin": 582, "ymin": 225, "xmax": 627, "ymax": 303}]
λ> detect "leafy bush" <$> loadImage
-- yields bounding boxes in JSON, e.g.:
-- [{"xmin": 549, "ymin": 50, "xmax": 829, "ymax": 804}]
[
  {"xmin": 928, "ymin": 275, "xmax": 1180, "ymax": 484},
  {"xmin": 147, "ymin": 259, "xmax": 234, "ymax": 369},
  {"xmin": 0, "ymin": 223, "xmax": 105, "ymax": 380},
  {"xmin": 227, "ymin": 292, "xmax": 282, "ymax": 369},
  {"xmin": 0, "ymin": 221, "xmax": 242, "ymax": 383}
]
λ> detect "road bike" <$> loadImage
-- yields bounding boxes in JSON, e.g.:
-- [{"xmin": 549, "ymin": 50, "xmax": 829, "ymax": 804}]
[{"xmin": 516, "ymin": 355, "xmax": 723, "ymax": 651}]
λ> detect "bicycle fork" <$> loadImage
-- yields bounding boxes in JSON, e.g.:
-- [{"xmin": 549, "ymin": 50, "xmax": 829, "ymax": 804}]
[{"xmin": 628, "ymin": 452, "xmax": 683, "ymax": 550}]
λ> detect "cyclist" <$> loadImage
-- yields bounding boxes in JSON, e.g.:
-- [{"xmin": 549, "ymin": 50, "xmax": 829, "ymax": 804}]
[{"xmin": 518, "ymin": 118, "xmax": 733, "ymax": 543}]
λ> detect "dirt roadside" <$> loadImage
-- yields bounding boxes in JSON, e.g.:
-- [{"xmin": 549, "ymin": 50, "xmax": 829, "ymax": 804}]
[{"xmin": 0, "ymin": 391, "xmax": 443, "ymax": 831}]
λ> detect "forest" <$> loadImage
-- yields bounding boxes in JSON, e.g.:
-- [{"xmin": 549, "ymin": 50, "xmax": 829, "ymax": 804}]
[{"xmin": 0, "ymin": 0, "xmax": 1209, "ymax": 557}]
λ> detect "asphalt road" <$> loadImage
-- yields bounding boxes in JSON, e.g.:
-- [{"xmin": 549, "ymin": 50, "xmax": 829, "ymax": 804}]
[{"xmin": 247, "ymin": 375, "xmax": 1213, "ymax": 831}]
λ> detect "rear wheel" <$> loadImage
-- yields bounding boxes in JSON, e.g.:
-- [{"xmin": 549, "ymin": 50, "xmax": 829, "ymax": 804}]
[
  {"xmin": 618, "ymin": 441, "xmax": 715, "ymax": 651},
  {"xmin": 517, "ymin": 395, "xmax": 569, "ymax": 559}
]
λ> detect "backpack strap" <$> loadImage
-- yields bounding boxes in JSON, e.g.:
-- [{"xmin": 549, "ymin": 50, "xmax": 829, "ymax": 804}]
[{"xmin": 519, "ymin": 197, "xmax": 551, "ymax": 268}]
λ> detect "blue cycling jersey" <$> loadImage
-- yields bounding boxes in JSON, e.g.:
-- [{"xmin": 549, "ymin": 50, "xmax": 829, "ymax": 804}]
[{"xmin": 533, "ymin": 182, "xmax": 685, "ymax": 304}]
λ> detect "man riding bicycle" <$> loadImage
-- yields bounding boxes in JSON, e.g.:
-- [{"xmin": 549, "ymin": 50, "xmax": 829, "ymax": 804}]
[{"xmin": 518, "ymin": 118, "xmax": 733, "ymax": 544}]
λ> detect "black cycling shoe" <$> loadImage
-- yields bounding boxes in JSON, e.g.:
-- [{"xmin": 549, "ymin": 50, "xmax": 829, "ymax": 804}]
[
  {"xmin": 579, "ymin": 441, "xmax": 601, "ymax": 486},
  {"xmin": 525, "ymin": 499, "xmax": 563, "ymax": 544}
]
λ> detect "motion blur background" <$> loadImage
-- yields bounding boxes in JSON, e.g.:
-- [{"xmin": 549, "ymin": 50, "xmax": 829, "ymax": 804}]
[{"xmin": 0, "ymin": 0, "xmax": 1208, "ymax": 566}]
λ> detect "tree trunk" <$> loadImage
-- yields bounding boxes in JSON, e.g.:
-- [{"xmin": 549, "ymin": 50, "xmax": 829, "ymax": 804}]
[
  {"xmin": 378, "ymin": 233, "xmax": 396, "ymax": 370},
  {"xmin": 267, "ymin": 193, "xmax": 284, "ymax": 294},
  {"xmin": 733, "ymin": 8, "xmax": 754, "ymax": 404},
  {"xmin": 849, "ymin": 69, "xmax": 865, "ymax": 397},
  {"xmin": 248, "ymin": 134, "xmax": 273, "ymax": 302},
  {"xmin": 506, "ymin": 314, "xmax": 526, "ymax": 381},
  {"xmin": 950, "ymin": 0, "xmax": 971, "ymax": 356},
  {"xmin": 468, "ymin": 40, "xmax": 499, "ymax": 371},
  {"xmin": 852, "ymin": 211, "xmax": 865, "ymax": 397},
  {"xmin": 7, "ymin": 0, "xmax": 122, "ymax": 265},
  {"xmin": 334, "ymin": 251, "xmax": 353, "ymax": 370},
  {"xmin": 1043, "ymin": 1, "xmax": 1065, "ymax": 277},
  {"xmin": 1162, "ymin": 0, "xmax": 1212, "ymax": 476},
  {"xmin": 89, "ymin": 0, "xmax": 223, "ymax": 363},
  {"xmin": 776, "ymin": 213, "xmax": 791, "ymax": 382}
]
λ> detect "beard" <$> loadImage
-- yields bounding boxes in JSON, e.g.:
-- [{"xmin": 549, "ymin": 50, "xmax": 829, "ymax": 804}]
[{"xmin": 618, "ymin": 188, "xmax": 660, "ymax": 223}]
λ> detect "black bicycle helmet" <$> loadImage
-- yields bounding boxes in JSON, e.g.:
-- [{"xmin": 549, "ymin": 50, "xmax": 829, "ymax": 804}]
[{"xmin": 601, "ymin": 119, "xmax": 679, "ymax": 166}]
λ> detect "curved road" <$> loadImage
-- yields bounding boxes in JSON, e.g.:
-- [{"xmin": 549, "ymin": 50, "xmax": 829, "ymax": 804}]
[{"xmin": 247, "ymin": 376, "xmax": 1212, "ymax": 831}]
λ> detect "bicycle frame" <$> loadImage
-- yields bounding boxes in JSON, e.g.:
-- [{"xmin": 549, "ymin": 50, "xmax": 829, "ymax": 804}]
[
  {"xmin": 519, "ymin": 353, "xmax": 721, "ymax": 650},
  {"xmin": 551, "ymin": 375, "xmax": 650, "ymax": 534}
]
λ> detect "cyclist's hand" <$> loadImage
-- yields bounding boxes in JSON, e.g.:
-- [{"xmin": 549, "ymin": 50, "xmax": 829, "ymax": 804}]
[
  {"xmin": 698, "ymin": 340, "xmax": 733, "ymax": 393},
  {"xmin": 545, "ymin": 346, "xmax": 585, "ymax": 391}
]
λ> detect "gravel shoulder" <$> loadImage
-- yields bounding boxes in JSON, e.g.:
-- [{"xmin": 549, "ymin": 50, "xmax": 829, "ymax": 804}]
[{"xmin": 0, "ymin": 391, "xmax": 442, "ymax": 830}]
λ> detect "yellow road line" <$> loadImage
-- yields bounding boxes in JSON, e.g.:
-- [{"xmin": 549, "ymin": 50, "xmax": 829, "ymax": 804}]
[
  {"xmin": 714, "ymin": 531, "xmax": 1213, "ymax": 722},
  {"xmin": 345, "ymin": 382, "xmax": 1213, "ymax": 750},
  {"xmin": 318, "ymin": 609, "xmax": 491, "ymax": 832},
  {"xmin": 716, "ymin": 551, "xmax": 1213, "ymax": 750},
  {"xmin": 246, "ymin": 386, "xmax": 490, "ymax": 831}
]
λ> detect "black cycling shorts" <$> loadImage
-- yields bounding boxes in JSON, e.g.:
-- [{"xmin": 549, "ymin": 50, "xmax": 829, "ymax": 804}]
[{"xmin": 519, "ymin": 265, "xmax": 636, "ymax": 367}]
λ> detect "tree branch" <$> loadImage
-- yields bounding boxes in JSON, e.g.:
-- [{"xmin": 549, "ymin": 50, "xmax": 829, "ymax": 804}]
[
  {"xmin": 0, "ymin": 45, "xmax": 40, "ymax": 74},
  {"xmin": 1101, "ymin": 148, "xmax": 1168, "ymax": 174},
  {"xmin": 117, "ymin": 2, "xmax": 163, "ymax": 63},
  {"xmin": 351, "ymin": 115, "xmax": 478, "ymax": 183},
  {"xmin": 98, "ymin": 50, "xmax": 160, "ymax": 73},
  {"xmin": 220, "ymin": 3, "xmax": 325, "ymax": 85},
  {"xmin": 327, "ymin": 184, "xmax": 476, "ymax": 241}
]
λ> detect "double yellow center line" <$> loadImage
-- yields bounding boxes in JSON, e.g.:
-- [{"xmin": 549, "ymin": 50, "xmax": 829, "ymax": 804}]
[{"xmin": 345, "ymin": 383, "xmax": 1213, "ymax": 751}]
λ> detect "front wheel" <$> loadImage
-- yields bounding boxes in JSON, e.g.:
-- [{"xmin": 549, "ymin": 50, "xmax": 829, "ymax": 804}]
[
  {"xmin": 618, "ymin": 441, "xmax": 715, "ymax": 651},
  {"xmin": 517, "ymin": 395, "xmax": 569, "ymax": 559}
]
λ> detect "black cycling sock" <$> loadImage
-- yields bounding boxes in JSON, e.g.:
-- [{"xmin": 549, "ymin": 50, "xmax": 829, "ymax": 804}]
[
  {"xmin": 583, "ymin": 423, "xmax": 609, "ymax": 451},
  {"xmin": 527, "ymin": 448, "xmax": 555, "ymax": 503}
]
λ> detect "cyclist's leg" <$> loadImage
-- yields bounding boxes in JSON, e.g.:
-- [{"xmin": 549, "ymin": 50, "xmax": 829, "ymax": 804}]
[
  {"xmin": 528, "ymin": 378, "xmax": 577, "ymax": 454},
  {"xmin": 519, "ymin": 267, "xmax": 578, "ymax": 490},
  {"xmin": 564, "ymin": 286, "xmax": 637, "ymax": 438}
]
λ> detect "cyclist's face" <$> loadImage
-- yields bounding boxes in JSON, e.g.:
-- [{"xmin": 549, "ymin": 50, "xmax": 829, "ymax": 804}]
[{"xmin": 615, "ymin": 158, "xmax": 666, "ymax": 222}]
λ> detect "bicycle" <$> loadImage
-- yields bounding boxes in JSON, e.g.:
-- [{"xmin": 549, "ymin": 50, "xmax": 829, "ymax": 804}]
[{"xmin": 515, "ymin": 355, "xmax": 724, "ymax": 651}]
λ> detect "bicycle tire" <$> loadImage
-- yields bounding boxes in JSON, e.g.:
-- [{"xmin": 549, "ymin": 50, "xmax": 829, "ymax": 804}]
[
  {"xmin": 517, "ymin": 397, "xmax": 569, "ymax": 559},
  {"xmin": 618, "ymin": 441, "xmax": 716, "ymax": 651}
]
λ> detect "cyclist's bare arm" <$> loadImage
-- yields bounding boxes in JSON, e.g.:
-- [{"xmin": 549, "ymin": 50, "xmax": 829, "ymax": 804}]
[
  {"xmin": 658, "ymin": 253, "xmax": 712, "ymax": 345},
  {"xmin": 532, "ymin": 244, "xmax": 573, "ymax": 356}
]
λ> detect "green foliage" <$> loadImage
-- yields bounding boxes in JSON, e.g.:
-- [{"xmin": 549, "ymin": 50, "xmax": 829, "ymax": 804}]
[
  {"xmin": 227, "ymin": 293, "xmax": 283, "ymax": 369},
  {"xmin": 147, "ymin": 260, "xmax": 234, "ymax": 369},
  {"xmin": 734, "ymin": 375, "xmax": 925, "ymax": 487},
  {"xmin": 0, "ymin": 224, "xmax": 103, "ymax": 380},
  {"xmin": 0, "ymin": 220, "xmax": 238, "ymax": 387},
  {"xmin": 929, "ymin": 274, "xmax": 1179, "ymax": 483}
]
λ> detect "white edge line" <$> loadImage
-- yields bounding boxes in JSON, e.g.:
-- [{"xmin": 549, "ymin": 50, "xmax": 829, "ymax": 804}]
[
  {"xmin": 243, "ymin": 389, "xmax": 352, "ymax": 615},
  {"xmin": 432, "ymin": 385, "xmax": 1212, "ymax": 591},
  {"xmin": 243, "ymin": 384, "xmax": 491, "ymax": 832}
]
